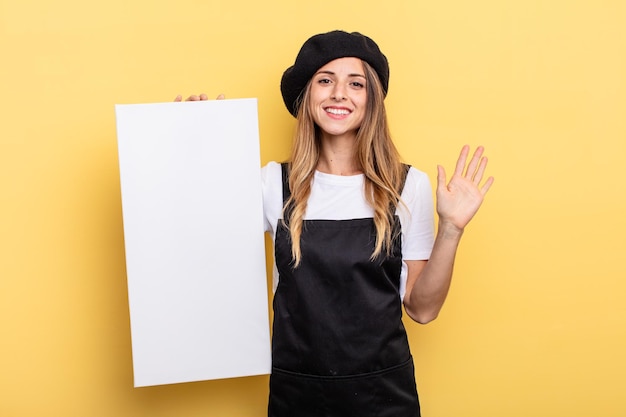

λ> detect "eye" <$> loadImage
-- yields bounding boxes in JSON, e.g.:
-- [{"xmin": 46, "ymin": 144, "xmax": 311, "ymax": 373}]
[
  {"xmin": 317, "ymin": 78, "xmax": 332, "ymax": 85},
  {"xmin": 350, "ymin": 81, "xmax": 365, "ymax": 88}
]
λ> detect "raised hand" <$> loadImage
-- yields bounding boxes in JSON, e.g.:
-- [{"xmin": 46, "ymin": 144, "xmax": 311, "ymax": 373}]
[
  {"xmin": 173, "ymin": 93, "xmax": 225, "ymax": 102},
  {"xmin": 436, "ymin": 145, "xmax": 494, "ymax": 232}
]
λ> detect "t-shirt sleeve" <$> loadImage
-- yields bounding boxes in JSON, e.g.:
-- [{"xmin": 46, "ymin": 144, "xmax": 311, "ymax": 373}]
[
  {"xmin": 398, "ymin": 167, "xmax": 435, "ymax": 260},
  {"xmin": 261, "ymin": 161, "xmax": 283, "ymax": 236}
]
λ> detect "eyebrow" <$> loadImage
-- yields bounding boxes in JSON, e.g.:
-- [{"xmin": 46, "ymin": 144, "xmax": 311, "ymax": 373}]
[{"xmin": 315, "ymin": 70, "xmax": 366, "ymax": 78}]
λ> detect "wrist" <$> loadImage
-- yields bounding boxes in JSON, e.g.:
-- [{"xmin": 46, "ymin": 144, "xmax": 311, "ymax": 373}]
[{"xmin": 437, "ymin": 220, "xmax": 464, "ymax": 240}]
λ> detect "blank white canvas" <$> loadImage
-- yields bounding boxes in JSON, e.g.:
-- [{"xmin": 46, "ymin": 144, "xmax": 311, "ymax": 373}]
[{"xmin": 115, "ymin": 99, "xmax": 271, "ymax": 387}]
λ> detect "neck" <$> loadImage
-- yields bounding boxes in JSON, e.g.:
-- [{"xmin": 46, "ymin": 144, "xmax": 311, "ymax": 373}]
[{"xmin": 317, "ymin": 133, "xmax": 362, "ymax": 175}]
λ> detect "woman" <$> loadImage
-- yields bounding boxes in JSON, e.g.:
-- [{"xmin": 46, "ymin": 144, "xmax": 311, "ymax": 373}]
[{"xmin": 178, "ymin": 30, "xmax": 493, "ymax": 417}]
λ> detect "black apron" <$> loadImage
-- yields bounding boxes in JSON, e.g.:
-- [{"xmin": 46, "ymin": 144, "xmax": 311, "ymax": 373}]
[{"xmin": 269, "ymin": 164, "xmax": 420, "ymax": 417}]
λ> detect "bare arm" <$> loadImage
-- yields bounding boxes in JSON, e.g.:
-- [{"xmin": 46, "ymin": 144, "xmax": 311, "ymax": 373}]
[{"xmin": 403, "ymin": 145, "xmax": 494, "ymax": 324}]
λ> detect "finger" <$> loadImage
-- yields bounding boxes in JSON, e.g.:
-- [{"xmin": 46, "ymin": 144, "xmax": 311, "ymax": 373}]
[
  {"xmin": 472, "ymin": 156, "xmax": 488, "ymax": 185},
  {"xmin": 481, "ymin": 176, "xmax": 495, "ymax": 194},
  {"xmin": 453, "ymin": 145, "xmax": 470, "ymax": 177},
  {"xmin": 465, "ymin": 146, "xmax": 484, "ymax": 179},
  {"xmin": 186, "ymin": 95, "xmax": 199, "ymax": 101},
  {"xmin": 199, "ymin": 93, "xmax": 208, "ymax": 101},
  {"xmin": 174, "ymin": 95, "xmax": 182, "ymax": 102},
  {"xmin": 216, "ymin": 94, "xmax": 225, "ymax": 100}
]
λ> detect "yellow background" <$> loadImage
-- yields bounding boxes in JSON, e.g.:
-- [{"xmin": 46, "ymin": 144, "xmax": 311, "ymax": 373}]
[{"xmin": 1, "ymin": 0, "xmax": 625, "ymax": 416}]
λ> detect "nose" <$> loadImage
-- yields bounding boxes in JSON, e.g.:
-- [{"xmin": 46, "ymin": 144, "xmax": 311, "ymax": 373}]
[{"xmin": 331, "ymin": 84, "xmax": 347, "ymax": 101}]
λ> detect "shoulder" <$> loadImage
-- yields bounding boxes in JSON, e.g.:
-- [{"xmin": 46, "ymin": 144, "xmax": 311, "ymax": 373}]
[
  {"xmin": 261, "ymin": 161, "xmax": 285, "ymax": 193},
  {"xmin": 261, "ymin": 161, "xmax": 283, "ymax": 181},
  {"xmin": 406, "ymin": 165, "xmax": 429, "ymax": 183},
  {"xmin": 261, "ymin": 161, "xmax": 284, "ymax": 197},
  {"xmin": 402, "ymin": 166, "xmax": 431, "ymax": 198}
]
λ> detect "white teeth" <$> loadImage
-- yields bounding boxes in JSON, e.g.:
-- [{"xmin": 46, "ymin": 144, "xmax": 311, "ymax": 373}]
[{"xmin": 326, "ymin": 108, "xmax": 350, "ymax": 115}]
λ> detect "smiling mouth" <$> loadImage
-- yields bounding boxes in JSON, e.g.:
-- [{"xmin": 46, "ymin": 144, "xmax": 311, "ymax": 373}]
[{"xmin": 325, "ymin": 107, "xmax": 351, "ymax": 116}]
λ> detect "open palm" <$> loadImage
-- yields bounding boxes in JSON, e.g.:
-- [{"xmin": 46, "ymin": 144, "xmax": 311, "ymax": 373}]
[{"xmin": 436, "ymin": 145, "xmax": 494, "ymax": 231}]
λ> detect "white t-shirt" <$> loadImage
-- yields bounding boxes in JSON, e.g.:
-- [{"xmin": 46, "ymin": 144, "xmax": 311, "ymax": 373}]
[{"xmin": 261, "ymin": 161, "xmax": 435, "ymax": 299}]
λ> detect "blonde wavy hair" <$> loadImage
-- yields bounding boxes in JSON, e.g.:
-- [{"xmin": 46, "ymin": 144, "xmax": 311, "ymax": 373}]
[{"xmin": 282, "ymin": 60, "xmax": 406, "ymax": 267}]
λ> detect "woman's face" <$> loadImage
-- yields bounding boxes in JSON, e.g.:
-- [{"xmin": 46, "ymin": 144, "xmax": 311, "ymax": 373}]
[{"xmin": 308, "ymin": 57, "xmax": 367, "ymax": 140}]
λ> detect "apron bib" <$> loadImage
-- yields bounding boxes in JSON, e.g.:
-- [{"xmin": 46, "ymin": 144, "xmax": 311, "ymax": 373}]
[{"xmin": 269, "ymin": 164, "xmax": 420, "ymax": 417}]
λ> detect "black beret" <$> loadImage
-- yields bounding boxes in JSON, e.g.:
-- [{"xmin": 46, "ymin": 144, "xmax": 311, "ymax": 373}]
[{"xmin": 280, "ymin": 30, "xmax": 390, "ymax": 117}]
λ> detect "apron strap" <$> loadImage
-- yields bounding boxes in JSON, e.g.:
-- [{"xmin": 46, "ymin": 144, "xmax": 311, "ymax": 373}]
[
  {"xmin": 280, "ymin": 162, "xmax": 291, "ymax": 203},
  {"xmin": 280, "ymin": 162, "xmax": 293, "ymax": 224},
  {"xmin": 398, "ymin": 164, "xmax": 411, "ymax": 198}
]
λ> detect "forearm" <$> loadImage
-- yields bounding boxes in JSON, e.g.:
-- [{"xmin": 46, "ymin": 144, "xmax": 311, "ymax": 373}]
[{"xmin": 405, "ymin": 221, "xmax": 464, "ymax": 324}]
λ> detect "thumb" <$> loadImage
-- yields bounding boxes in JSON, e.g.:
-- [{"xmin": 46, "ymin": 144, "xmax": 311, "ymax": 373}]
[{"xmin": 436, "ymin": 165, "xmax": 447, "ymax": 193}]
